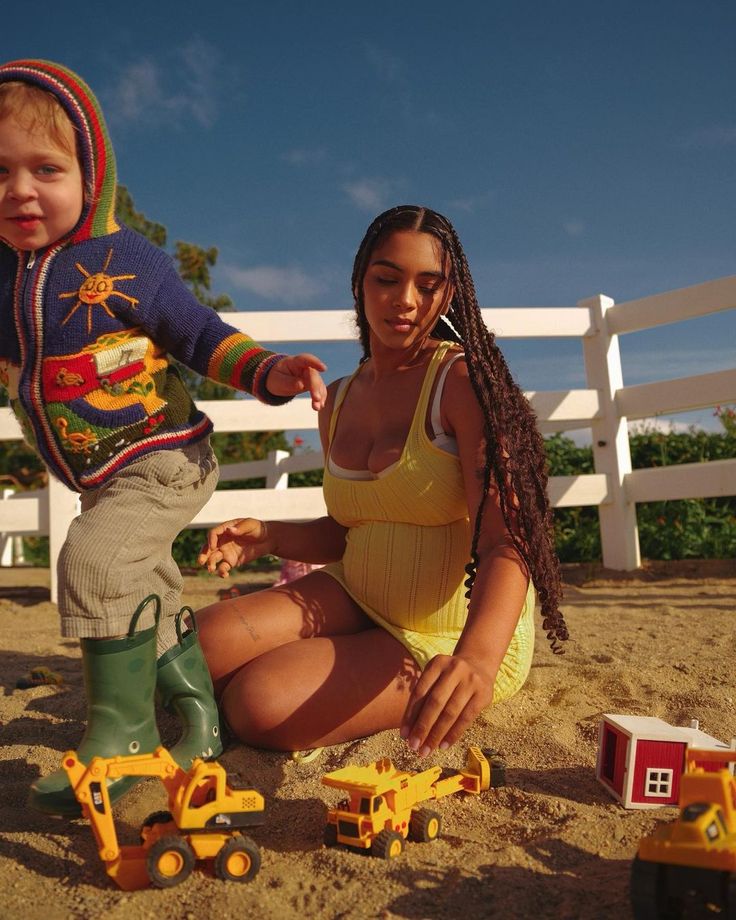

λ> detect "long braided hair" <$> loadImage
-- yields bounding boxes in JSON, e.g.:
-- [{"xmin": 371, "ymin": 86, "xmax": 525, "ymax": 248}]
[{"xmin": 351, "ymin": 205, "xmax": 568, "ymax": 653}]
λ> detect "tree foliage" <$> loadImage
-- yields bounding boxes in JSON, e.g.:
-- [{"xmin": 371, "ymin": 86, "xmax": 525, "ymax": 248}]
[
  {"xmin": 547, "ymin": 425, "xmax": 736, "ymax": 563},
  {"xmin": 116, "ymin": 185, "xmax": 167, "ymax": 247}
]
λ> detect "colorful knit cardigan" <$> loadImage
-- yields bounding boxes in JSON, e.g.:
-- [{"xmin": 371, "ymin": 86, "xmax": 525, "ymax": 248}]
[{"xmin": 0, "ymin": 59, "xmax": 288, "ymax": 491}]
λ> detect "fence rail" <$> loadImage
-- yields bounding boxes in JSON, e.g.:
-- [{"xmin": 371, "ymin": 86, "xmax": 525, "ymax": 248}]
[{"xmin": 1, "ymin": 274, "xmax": 734, "ymax": 601}]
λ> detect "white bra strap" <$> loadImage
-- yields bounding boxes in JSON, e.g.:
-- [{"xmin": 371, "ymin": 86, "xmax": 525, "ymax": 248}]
[{"xmin": 430, "ymin": 353, "xmax": 464, "ymax": 438}]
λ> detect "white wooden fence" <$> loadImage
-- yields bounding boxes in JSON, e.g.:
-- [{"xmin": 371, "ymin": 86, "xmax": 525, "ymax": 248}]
[{"xmin": 1, "ymin": 274, "xmax": 734, "ymax": 602}]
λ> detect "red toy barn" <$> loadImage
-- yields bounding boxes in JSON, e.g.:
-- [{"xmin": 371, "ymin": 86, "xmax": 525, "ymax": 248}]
[{"xmin": 596, "ymin": 714, "xmax": 734, "ymax": 809}]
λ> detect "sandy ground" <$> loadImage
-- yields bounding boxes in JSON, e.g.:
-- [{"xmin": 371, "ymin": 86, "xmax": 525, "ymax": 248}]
[{"xmin": 0, "ymin": 559, "xmax": 734, "ymax": 920}]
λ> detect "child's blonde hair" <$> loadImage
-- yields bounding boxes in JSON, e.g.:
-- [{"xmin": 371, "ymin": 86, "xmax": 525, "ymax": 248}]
[{"xmin": 0, "ymin": 81, "xmax": 78, "ymax": 156}]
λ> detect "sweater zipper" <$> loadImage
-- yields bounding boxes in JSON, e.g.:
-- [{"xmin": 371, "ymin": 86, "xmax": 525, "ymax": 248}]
[
  {"xmin": 20, "ymin": 250, "xmax": 37, "ymax": 302},
  {"xmin": 19, "ymin": 245, "xmax": 78, "ymax": 492}
]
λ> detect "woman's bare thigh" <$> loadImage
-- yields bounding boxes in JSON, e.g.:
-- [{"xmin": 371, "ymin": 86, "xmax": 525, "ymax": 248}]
[
  {"xmin": 197, "ymin": 571, "xmax": 373, "ymax": 692},
  {"xmin": 220, "ymin": 626, "xmax": 421, "ymax": 751}
]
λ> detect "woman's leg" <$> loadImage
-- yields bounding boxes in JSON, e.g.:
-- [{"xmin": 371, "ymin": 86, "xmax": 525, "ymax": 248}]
[
  {"xmin": 197, "ymin": 570, "xmax": 421, "ymax": 749},
  {"xmin": 197, "ymin": 571, "xmax": 377, "ymax": 695},
  {"xmin": 221, "ymin": 627, "xmax": 420, "ymax": 751}
]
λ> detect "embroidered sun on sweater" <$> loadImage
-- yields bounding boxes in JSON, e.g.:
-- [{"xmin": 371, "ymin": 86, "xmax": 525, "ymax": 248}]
[{"xmin": 0, "ymin": 59, "xmax": 288, "ymax": 491}]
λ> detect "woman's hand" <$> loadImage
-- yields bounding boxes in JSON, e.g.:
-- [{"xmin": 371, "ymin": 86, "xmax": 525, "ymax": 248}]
[
  {"xmin": 197, "ymin": 518, "xmax": 275, "ymax": 578},
  {"xmin": 266, "ymin": 353, "xmax": 327, "ymax": 410},
  {"xmin": 400, "ymin": 653, "xmax": 495, "ymax": 756}
]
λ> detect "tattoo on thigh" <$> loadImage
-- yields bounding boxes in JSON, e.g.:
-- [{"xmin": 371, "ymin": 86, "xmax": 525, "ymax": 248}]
[{"xmin": 237, "ymin": 615, "xmax": 260, "ymax": 642}]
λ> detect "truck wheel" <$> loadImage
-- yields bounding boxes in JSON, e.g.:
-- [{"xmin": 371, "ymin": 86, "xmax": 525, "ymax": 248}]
[
  {"xmin": 371, "ymin": 829, "xmax": 405, "ymax": 860},
  {"xmin": 146, "ymin": 836, "xmax": 195, "ymax": 888},
  {"xmin": 410, "ymin": 808, "xmax": 442, "ymax": 843},
  {"xmin": 725, "ymin": 871, "xmax": 736, "ymax": 920},
  {"xmin": 139, "ymin": 810, "xmax": 174, "ymax": 843},
  {"xmin": 323, "ymin": 824, "xmax": 338, "ymax": 847},
  {"xmin": 214, "ymin": 834, "xmax": 261, "ymax": 883},
  {"xmin": 630, "ymin": 855, "xmax": 666, "ymax": 919}
]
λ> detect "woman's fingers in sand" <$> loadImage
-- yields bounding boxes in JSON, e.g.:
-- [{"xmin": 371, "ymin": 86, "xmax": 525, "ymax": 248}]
[{"xmin": 400, "ymin": 654, "xmax": 494, "ymax": 756}]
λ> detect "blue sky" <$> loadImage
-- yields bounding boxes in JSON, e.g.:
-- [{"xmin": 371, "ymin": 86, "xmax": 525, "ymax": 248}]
[{"xmin": 5, "ymin": 0, "xmax": 734, "ymax": 434}]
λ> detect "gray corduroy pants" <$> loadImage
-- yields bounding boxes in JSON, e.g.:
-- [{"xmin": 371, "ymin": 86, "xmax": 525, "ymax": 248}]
[{"xmin": 57, "ymin": 439, "xmax": 218, "ymax": 655}]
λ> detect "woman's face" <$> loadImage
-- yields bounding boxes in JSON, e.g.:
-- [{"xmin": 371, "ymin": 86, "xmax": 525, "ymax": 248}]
[{"xmin": 360, "ymin": 229, "xmax": 452, "ymax": 353}]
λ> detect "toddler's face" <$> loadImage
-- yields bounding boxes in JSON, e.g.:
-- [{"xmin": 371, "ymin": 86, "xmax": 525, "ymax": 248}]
[{"xmin": 0, "ymin": 115, "xmax": 84, "ymax": 252}]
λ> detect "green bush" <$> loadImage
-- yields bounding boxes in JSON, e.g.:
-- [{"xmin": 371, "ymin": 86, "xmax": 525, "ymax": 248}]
[{"xmin": 547, "ymin": 427, "xmax": 736, "ymax": 563}]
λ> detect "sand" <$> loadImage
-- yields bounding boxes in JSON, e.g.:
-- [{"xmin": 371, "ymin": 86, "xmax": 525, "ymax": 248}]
[{"xmin": 1, "ymin": 560, "xmax": 734, "ymax": 920}]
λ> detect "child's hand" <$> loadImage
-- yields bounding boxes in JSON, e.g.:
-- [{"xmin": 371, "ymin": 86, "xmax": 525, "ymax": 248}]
[
  {"xmin": 399, "ymin": 654, "xmax": 495, "ymax": 757},
  {"xmin": 197, "ymin": 518, "xmax": 274, "ymax": 578},
  {"xmin": 266, "ymin": 353, "xmax": 327, "ymax": 410}
]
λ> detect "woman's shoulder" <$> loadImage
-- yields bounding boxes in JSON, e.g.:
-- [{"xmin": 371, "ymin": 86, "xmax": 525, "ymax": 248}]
[
  {"xmin": 439, "ymin": 344, "xmax": 469, "ymax": 380},
  {"xmin": 325, "ymin": 372, "xmax": 353, "ymax": 404},
  {"xmin": 439, "ymin": 348, "xmax": 480, "ymax": 430},
  {"xmin": 319, "ymin": 373, "xmax": 353, "ymax": 445}
]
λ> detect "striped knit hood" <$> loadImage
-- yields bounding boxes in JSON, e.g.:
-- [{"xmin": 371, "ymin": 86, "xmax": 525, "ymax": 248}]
[{"xmin": 0, "ymin": 58, "xmax": 119, "ymax": 244}]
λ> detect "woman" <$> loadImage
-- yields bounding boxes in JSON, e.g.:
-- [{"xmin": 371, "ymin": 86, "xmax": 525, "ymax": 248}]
[{"xmin": 197, "ymin": 205, "xmax": 567, "ymax": 757}]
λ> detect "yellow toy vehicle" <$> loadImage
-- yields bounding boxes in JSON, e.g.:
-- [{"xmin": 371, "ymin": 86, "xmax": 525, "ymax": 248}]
[
  {"xmin": 322, "ymin": 746, "xmax": 504, "ymax": 859},
  {"xmin": 63, "ymin": 746, "xmax": 265, "ymax": 890},
  {"xmin": 631, "ymin": 747, "xmax": 736, "ymax": 918}
]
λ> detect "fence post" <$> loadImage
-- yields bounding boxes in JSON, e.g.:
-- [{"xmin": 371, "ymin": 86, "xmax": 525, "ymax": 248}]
[
  {"xmin": 47, "ymin": 477, "xmax": 80, "ymax": 604},
  {"xmin": 1, "ymin": 488, "xmax": 25, "ymax": 566},
  {"xmin": 579, "ymin": 294, "xmax": 641, "ymax": 570},
  {"xmin": 265, "ymin": 450, "xmax": 290, "ymax": 489}
]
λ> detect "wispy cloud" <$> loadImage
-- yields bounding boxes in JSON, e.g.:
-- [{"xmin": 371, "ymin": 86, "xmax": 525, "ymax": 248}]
[
  {"xmin": 678, "ymin": 124, "xmax": 736, "ymax": 150},
  {"xmin": 221, "ymin": 264, "xmax": 328, "ymax": 306},
  {"xmin": 563, "ymin": 219, "xmax": 586, "ymax": 238},
  {"xmin": 281, "ymin": 148, "xmax": 328, "ymax": 166},
  {"xmin": 363, "ymin": 44, "xmax": 445, "ymax": 127},
  {"xmin": 104, "ymin": 39, "xmax": 222, "ymax": 128},
  {"xmin": 342, "ymin": 177, "xmax": 399, "ymax": 212},
  {"xmin": 445, "ymin": 192, "xmax": 495, "ymax": 214},
  {"xmin": 365, "ymin": 45, "xmax": 404, "ymax": 83}
]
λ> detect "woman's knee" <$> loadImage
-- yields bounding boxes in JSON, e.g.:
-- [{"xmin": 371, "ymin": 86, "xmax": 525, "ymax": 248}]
[
  {"xmin": 220, "ymin": 664, "xmax": 296, "ymax": 748},
  {"xmin": 196, "ymin": 602, "xmax": 245, "ymax": 692}
]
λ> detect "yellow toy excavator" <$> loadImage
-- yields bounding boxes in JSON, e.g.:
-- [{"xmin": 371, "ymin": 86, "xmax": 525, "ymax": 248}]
[
  {"xmin": 631, "ymin": 747, "xmax": 736, "ymax": 918},
  {"xmin": 63, "ymin": 746, "xmax": 265, "ymax": 890}
]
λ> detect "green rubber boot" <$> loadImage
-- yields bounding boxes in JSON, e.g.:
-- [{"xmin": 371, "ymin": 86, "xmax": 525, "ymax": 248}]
[
  {"xmin": 156, "ymin": 607, "xmax": 222, "ymax": 767},
  {"xmin": 28, "ymin": 595, "xmax": 162, "ymax": 817}
]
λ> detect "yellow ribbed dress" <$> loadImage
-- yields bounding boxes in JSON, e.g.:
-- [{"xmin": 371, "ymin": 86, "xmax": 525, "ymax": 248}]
[{"xmin": 321, "ymin": 342, "xmax": 535, "ymax": 702}]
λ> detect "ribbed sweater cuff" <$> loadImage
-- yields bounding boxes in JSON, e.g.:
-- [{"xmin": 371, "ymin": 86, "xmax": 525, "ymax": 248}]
[{"xmin": 251, "ymin": 353, "xmax": 293, "ymax": 405}]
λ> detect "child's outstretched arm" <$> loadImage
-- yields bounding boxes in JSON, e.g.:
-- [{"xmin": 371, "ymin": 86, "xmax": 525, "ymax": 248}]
[
  {"xmin": 138, "ymin": 260, "xmax": 329, "ymax": 409},
  {"xmin": 399, "ymin": 358, "xmax": 529, "ymax": 756},
  {"xmin": 265, "ymin": 353, "xmax": 327, "ymax": 410}
]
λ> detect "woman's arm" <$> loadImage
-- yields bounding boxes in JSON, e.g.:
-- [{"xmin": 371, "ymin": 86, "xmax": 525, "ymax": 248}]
[
  {"xmin": 197, "ymin": 515, "xmax": 347, "ymax": 578},
  {"xmin": 198, "ymin": 378, "xmax": 347, "ymax": 578},
  {"xmin": 400, "ymin": 357, "xmax": 530, "ymax": 755}
]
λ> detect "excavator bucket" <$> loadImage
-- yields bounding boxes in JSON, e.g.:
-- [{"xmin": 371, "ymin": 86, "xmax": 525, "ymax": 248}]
[
  {"xmin": 105, "ymin": 847, "xmax": 150, "ymax": 891},
  {"xmin": 465, "ymin": 747, "xmax": 491, "ymax": 791}
]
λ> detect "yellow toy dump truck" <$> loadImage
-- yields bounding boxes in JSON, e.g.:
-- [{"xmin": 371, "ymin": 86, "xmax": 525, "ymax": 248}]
[
  {"xmin": 63, "ymin": 746, "xmax": 265, "ymax": 890},
  {"xmin": 321, "ymin": 746, "xmax": 505, "ymax": 859},
  {"xmin": 631, "ymin": 747, "xmax": 736, "ymax": 918}
]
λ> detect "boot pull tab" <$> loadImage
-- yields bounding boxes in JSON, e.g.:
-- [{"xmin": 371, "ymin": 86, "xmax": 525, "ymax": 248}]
[
  {"xmin": 128, "ymin": 594, "xmax": 161, "ymax": 636},
  {"xmin": 174, "ymin": 606, "xmax": 197, "ymax": 644}
]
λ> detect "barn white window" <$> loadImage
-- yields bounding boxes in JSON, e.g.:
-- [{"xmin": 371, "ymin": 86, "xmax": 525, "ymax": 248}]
[{"xmin": 644, "ymin": 768, "xmax": 674, "ymax": 797}]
